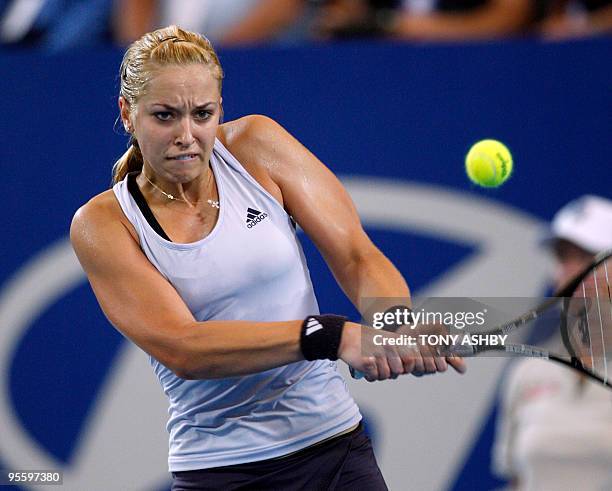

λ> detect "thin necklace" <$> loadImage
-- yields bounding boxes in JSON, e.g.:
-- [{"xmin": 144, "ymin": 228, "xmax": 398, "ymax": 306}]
[{"xmin": 143, "ymin": 170, "xmax": 220, "ymax": 209}]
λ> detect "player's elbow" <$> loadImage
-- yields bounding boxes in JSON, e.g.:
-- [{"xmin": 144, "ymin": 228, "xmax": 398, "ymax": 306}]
[
  {"xmin": 161, "ymin": 344, "xmax": 202, "ymax": 380},
  {"xmin": 171, "ymin": 366, "xmax": 198, "ymax": 380},
  {"xmin": 170, "ymin": 358, "xmax": 221, "ymax": 380},
  {"xmin": 165, "ymin": 352, "xmax": 206, "ymax": 380},
  {"xmin": 155, "ymin": 321, "xmax": 249, "ymax": 380},
  {"xmin": 163, "ymin": 327, "xmax": 222, "ymax": 380}
]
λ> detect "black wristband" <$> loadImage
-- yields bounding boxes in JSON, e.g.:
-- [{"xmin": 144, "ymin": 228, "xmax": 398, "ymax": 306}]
[{"xmin": 300, "ymin": 314, "xmax": 347, "ymax": 361}]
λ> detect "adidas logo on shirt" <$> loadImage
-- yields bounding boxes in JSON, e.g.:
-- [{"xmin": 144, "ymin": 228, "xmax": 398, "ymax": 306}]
[{"xmin": 246, "ymin": 207, "xmax": 268, "ymax": 228}]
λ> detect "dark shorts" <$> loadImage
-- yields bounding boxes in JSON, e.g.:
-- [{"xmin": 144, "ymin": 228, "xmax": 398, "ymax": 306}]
[{"xmin": 171, "ymin": 422, "xmax": 388, "ymax": 491}]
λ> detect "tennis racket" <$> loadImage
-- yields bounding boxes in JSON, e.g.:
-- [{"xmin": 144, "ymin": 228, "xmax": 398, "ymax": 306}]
[{"xmin": 351, "ymin": 249, "xmax": 612, "ymax": 388}]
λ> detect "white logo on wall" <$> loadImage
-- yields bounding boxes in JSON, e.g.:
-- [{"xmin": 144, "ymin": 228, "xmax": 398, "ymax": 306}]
[{"xmin": 0, "ymin": 178, "xmax": 549, "ymax": 491}]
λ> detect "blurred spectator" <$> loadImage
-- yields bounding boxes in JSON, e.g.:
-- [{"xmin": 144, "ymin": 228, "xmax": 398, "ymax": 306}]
[
  {"xmin": 113, "ymin": 0, "xmax": 311, "ymax": 46},
  {"xmin": 220, "ymin": 0, "xmax": 404, "ymax": 44},
  {"xmin": 217, "ymin": 0, "xmax": 310, "ymax": 45},
  {"xmin": 112, "ymin": 0, "xmax": 156, "ymax": 45},
  {"xmin": 314, "ymin": 0, "xmax": 402, "ymax": 39},
  {"xmin": 0, "ymin": 0, "xmax": 113, "ymax": 51},
  {"xmin": 318, "ymin": 0, "xmax": 548, "ymax": 40},
  {"xmin": 114, "ymin": 0, "xmax": 402, "ymax": 46},
  {"xmin": 3, "ymin": 0, "xmax": 608, "ymax": 51},
  {"xmin": 493, "ymin": 195, "xmax": 612, "ymax": 490},
  {"xmin": 390, "ymin": 0, "xmax": 542, "ymax": 40},
  {"xmin": 320, "ymin": 0, "xmax": 612, "ymax": 41},
  {"xmin": 540, "ymin": 0, "xmax": 612, "ymax": 39}
]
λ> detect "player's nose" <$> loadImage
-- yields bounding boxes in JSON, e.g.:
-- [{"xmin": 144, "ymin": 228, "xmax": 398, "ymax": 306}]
[{"xmin": 174, "ymin": 119, "xmax": 195, "ymax": 147}]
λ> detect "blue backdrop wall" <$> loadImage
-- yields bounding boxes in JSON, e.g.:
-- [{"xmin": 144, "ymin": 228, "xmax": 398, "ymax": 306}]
[{"xmin": 1, "ymin": 38, "xmax": 610, "ymax": 491}]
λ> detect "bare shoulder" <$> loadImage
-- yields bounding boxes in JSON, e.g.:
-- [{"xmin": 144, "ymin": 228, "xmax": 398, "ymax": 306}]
[
  {"xmin": 219, "ymin": 115, "xmax": 334, "ymax": 186},
  {"xmin": 70, "ymin": 189, "xmax": 139, "ymax": 265},
  {"xmin": 217, "ymin": 115, "xmax": 289, "ymax": 204},
  {"xmin": 72, "ymin": 189, "xmax": 118, "ymax": 218},
  {"xmin": 71, "ymin": 189, "xmax": 130, "ymax": 234},
  {"xmin": 218, "ymin": 114, "xmax": 287, "ymax": 152}
]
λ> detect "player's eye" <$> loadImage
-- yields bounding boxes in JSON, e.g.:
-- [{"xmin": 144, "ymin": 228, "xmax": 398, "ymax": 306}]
[
  {"xmin": 195, "ymin": 110, "xmax": 213, "ymax": 120},
  {"xmin": 154, "ymin": 112, "xmax": 173, "ymax": 121}
]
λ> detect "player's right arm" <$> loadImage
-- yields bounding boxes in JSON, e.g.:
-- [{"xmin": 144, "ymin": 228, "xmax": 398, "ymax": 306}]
[{"xmin": 69, "ymin": 191, "xmax": 412, "ymax": 380}]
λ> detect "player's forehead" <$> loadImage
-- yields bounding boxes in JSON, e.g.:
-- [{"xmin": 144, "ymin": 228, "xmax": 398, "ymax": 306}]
[{"xmin": 141, "ymin": 64, "xmax": 220, "ymax": 105}]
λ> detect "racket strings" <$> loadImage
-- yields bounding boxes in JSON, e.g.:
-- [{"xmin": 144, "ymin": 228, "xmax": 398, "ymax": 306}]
[
  {"xmin": 593, "ymin": 264, "xmax": 608, "ymax": 382},
  {"xmin": 599, "ymin": 260, "xmax": 612, "ymax": 382},
  {"xmin": 571, "ymin": 258, "xmax": 612, "ymax": 384},
  {"xmin": 580, "ymin": 283, "xmax": 594, "ymax": 366}
]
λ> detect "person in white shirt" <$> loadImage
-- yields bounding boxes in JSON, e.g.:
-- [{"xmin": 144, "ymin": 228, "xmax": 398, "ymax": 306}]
[{"xmin": 493, "ymin": 195, "xmax": 612, "ymax": 491}]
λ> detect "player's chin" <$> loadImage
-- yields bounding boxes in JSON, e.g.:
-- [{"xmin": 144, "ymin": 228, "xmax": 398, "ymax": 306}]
[{"xmin": 165, "ymin": 160, "xmax": 204, "ymax": 180}]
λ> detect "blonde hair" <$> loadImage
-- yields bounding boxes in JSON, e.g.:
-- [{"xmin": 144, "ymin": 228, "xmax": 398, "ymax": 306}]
[{"xmin": 112, "ymin": 25, "xmax": 224, "ymax": 185}]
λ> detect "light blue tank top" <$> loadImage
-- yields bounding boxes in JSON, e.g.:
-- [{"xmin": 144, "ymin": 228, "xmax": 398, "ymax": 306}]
[{"xmin": 112, "ymin": 138, "xmax": 361, "ymax": 471}]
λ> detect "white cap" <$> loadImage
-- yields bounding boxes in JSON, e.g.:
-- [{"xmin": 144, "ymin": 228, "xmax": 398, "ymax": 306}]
[{"xmin": 544, "ymin": 195, "xmax": 612, "ymax": 254}]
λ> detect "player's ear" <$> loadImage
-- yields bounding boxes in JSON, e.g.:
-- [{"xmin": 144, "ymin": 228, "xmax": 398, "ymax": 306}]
[{"xmin": 118, "ymin": 97, "xmax": 132, "ymax": 132}]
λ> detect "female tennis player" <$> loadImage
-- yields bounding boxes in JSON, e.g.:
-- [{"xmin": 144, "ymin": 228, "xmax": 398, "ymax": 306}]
[{"xmin": 70, "ymin": 25, "xmax": 465, "ymax": 490}]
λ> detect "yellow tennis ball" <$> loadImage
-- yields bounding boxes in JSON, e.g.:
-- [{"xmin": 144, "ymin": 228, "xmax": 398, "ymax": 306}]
[{"xmin": 465, "ymin": 139, "xmax": 513, "ymax": 188}]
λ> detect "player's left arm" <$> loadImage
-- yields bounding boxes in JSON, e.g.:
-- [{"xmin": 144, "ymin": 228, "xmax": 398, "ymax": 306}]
[
  {"xmin": 229, "ymin": 115, "xmax": 408, "ymax": 311},
  {"xmin": 224, "ymin": 115, "xmax": 465, "ymax": 374}
]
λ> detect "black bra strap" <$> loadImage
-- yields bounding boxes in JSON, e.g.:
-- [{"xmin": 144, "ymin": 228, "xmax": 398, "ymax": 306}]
[{"xmin": 126, "ymin": 172, "xmax": 172, "ymax": 242}]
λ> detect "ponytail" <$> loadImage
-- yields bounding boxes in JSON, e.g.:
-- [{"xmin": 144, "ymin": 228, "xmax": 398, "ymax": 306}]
[{"xmin": 111, "ymin": 139, "xmax": 143, "ymax": 185}]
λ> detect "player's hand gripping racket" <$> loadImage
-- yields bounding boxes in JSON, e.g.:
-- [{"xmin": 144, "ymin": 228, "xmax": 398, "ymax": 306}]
[{"xmin": 443, "ymin": 249, "xmax": 612, "ymax": 388}]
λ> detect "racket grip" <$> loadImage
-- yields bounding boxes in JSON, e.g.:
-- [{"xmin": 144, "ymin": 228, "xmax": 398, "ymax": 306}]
[
  {"xmin": 349, "ymin": 366, "xmax": 365, "ymax": 379},
  {"xmin": 442, "ymin": 344, "xmax": 475, "ymax": 357}
]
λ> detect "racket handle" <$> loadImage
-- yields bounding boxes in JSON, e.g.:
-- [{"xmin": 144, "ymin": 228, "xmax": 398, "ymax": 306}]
[
  {"xmin": 349, "ymin": 366, "xmax": 365, "ymax": 379},
  {"xmin": 442, "ymin": 344, "xmax": 475, "ymax": 357}
]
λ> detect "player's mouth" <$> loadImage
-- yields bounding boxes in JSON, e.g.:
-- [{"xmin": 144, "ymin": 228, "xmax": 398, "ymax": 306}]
[{"xmin": 168, "ymin": 154, "xmax": 199, "ymax": 162}]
